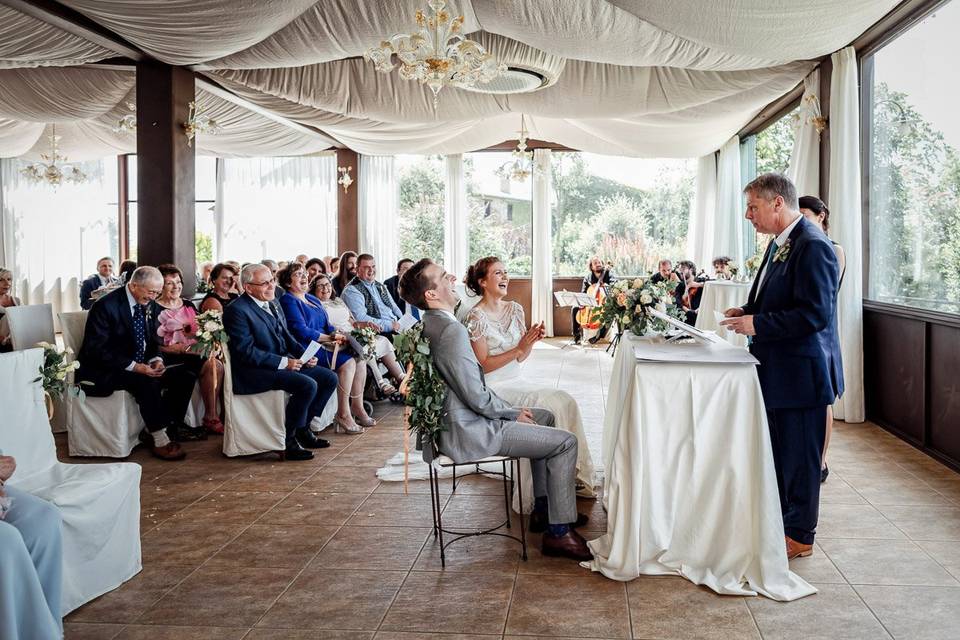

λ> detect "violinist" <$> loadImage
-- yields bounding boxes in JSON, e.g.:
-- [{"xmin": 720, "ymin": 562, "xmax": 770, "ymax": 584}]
[
  {"xmin": 572, "ymin": 256, "xmax": 615, "ymax": 345},
  {"xmin": 678, "ymin": 260, "xmax": 705, "ymax": 325}
]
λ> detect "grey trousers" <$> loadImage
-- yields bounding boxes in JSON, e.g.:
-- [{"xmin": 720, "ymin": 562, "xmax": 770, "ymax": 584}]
[{"xmin": 496, "ymin": 409, "xmax": 578, "ymax": 525}]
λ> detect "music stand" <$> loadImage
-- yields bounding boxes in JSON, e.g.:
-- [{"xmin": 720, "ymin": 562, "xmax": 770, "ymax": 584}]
[{"xmin": 554, "ymin": 290, "xmax": 599, "ymax": 349}]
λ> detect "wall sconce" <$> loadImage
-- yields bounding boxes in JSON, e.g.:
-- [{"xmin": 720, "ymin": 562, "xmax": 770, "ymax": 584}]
[
  {"xmin": 182, "ymin": 101, "xmax": 222, "ymax": 147},
  {"xmin": 338, "ymin": 165, "xmax": 354, "ymax": 193},
  {"xmin": 804, "ymin": 94, "xmax": 828, "ymax": 137}
]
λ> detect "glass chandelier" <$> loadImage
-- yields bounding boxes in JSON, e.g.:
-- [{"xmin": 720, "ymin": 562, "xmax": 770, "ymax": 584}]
[
  {"xmin": 364, "ymin": 0, "xmax": 505, "ymax": 107},
  {"xmin": 20, "ymin": 125, "xmax": 88, "ymax": 187},
  {"xmin": 498, "ymin": 115, "xmax": 533, "ymax": 182}
]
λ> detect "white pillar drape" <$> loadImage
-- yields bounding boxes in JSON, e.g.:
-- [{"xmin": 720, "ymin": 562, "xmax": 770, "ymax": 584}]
[
  {"xmin": 531, "ymin": 148, "xmax": 554, "ymax": 336},
  {"xmin": 443, "ymin": 153, "xmax": 469, "ymax": 281},
  {"xmin": 686, "ymin": 153, "xmax": 718, "ymax": 271},
  {"xmin": 715, "ymin": 136, "xmax": 745, "ymax": 267},
  {"xmin": 359, "ymin": 154, "xmax": 399, "ymax": 274},
  {"xmin": 828, "ymin": 47, "xmax": 865, "ymax": 423},
  {"xmin": 213, "ymin": 157, "xmax": 225, "ymax": 262},
  {"xmin": 787, "ymin": 69, "xmax": 821, "ymax": 198}
]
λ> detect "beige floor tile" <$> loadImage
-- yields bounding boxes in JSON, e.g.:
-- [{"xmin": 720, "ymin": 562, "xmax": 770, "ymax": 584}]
[
  {"xmin": 817, "ymin": 477, "xmax": 868, "ymax": 505},
  {"xmin": 246, "ymin": 631, "xmax": 374, "ymax": 640},
  {"xmin": 877, "ymin": 505, "xmax": 960, "ymax": 541},
  {"xmin": 375, "ymin": 634, "xmax": 500, "ymax": 640},
  {"xmin": 786, "ymin": 542, "xmax": 847, "ymax": 584},
  {"xmin": 816, "ymin": 504, "xmax": 908, "ymax": 540},
  {"xmin": 915, "ymin": 540, "xmax": 960, "ymax": 581},
  {"xmin": 847, "ymin": 478, "xmax": 953, "ymax": 506},
  {"xmin": 112, "ymin": 626, "xmax": 247, "ymax": 639},
  {"xmin": 746, "ymin": 583, "xmax": 891, "ymax": 640},
  {"xmin": 67, "ymin": 566, "xmax": 193, "ymax": 624},
  {"xmin": 141, "ymin": 520, "xmax": 246, "ymax": 568},
  {"xmin": 818, "ymin": 538, "xmax": 959, "ymax": 586},
  {"xmin": 346, "ymin": 493, "xmax": 439, "ymax": 528},
  {"xmin": 310, "ymin": 526, "xmax": 430, "ymax": 571},
  {"xmin": 207, "ymin": 524, "xmax": 338, "ymax": 569},
  {"xmin": 298, "ymin": 465, "xmax": 384, "ymax": 493},
  {"xmin": 63, "ymin": 622, "xmax": 124, "ymax": 640},
  {"xmin": 414, "ymin": 530, "xmax": 525, "ymax": 573},
  {"xmin": 263, "ymin": 491, "xmax": 369, "ymax": 526},
  {"xmin": 505, "ymin": 573, "xmax": 630, "ymax": 638},
  {"xmin": 169, "ymin": 490, "xmax": 286, "ymax": 525},
  {"xmin": 856, "ymin": 585, "xmax": 960, "ymax": 640}
]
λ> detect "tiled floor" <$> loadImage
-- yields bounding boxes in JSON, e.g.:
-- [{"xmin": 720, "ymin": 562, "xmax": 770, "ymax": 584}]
[{"xmin": 60, "ymin": 340, "xmax": 960, "ymax": 640}]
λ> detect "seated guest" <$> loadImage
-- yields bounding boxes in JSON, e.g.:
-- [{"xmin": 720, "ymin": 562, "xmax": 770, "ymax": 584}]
[
  {"xmin": 331, "ymin": 251, "xmax": 357, "ymax": 297},
  {"xmin": 278, "ymin": 264, "xmax": 375, "ymax": 434},
  {"xmin": 322, "ymin": 256, "xmax": 335, "ymax": 272},
  {"xmin": 223, "ymin": 264, "xmax": 338, "ymax": 460},
  {"xmin": 650, "ymin": 259, "xmax": 685, "ymax": 308},
  {"xmin": 384, "ymin": 258, "xmax": 419, "ymax": 320},
  {"xmin": 342, "ymin": 254, "xmax": 403, "ymax": 335},
  {"xmin": 80, "ymin": 256, "xmax": 120, "ymax": 310},
  {"xmin": 0, "ymin": 454, "xmax": 63, "ymax": 640},
  {"xmin": 261, "ymin": 259, "xmax": 284, "ymax": 299},
  {"xmin": 677, "ymin": 260, "xmax": 704, "ymax": 324},
  {"xmin": 294, "ymin": 254, "xmax": 309, "ymax": 266},
  {"xmin": 200, "ymin": 263, "xmax": 239, "ymax": 314},
  {"xmin": 196, "ymin": 261, "xmax": 214, "ymax": 293},
  {"xmin": 329, "ymin": 256, "xmax": 341, "ymax": 276},
  {"xmin": 312, "ymin": 274, "xmax": 407, "ymax": 397},
  {"xmin": 277, "ymin": 260, "xmax": 289, "ymax": 271},
  {"xmin": 0, "ymin": 267, "xmax": 21, "ymax": 352},
  {"xmin": 304, "ymin": 258, "xmax": 326, "ymax": 282},
  {"xmin": 225, "ymin": 261, "xmax": 244, "ymax": 296},
  {"xmin": 118, "ymin": 260, "xmax": 137, "ymax": 285},
  {"xmin": 77, "ymin": 266, "xmax": 201, "ymax": 460},
  {"xmin": 156, "ymin": 264, "xmax": 224, "ymax": 434},
  {"xmin": 712, "ymin": 256, "xmax": 733, "ymax": 280},
  {"xmin": 399, "ymin": 259, "xmax": 591, "ymax": 561}
]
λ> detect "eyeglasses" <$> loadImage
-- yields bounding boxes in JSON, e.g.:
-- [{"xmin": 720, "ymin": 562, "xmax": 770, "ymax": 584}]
[
  {"xmin": 317, "ymin": 283, "xmax": 332, "ymax": 289},
  {"xmin": 249, "ymin": 278, "xmax": 276, "ymax": 287}
]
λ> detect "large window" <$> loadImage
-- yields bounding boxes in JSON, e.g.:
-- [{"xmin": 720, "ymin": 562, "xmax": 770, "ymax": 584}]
[
  {"xmin": 865, "ymin": 0, "xmax": 960, "ymax": 314},
  {"xmin": 397, "ymin": 154, "xmax": 445, "ymax": 263},
  {"xmin": 550, "ymin": 153, "xmax": 694, "ymax": 276},
  {"xmin": 465, "ymin": 152, "xmax": 532, "ymax": 275}
]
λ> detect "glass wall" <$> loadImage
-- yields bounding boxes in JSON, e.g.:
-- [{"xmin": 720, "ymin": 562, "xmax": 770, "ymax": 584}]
[
  {"xmin": 396, "ymin": 154, "xmax": 445, "ymax": 263},
  {"xmin": 865, "ymin": 0, "xmax": 960, "ymax": 314},
  {"xmin": 550, "ymin": 153, "xmax": 695, "ymax": 277},
  {"xmin": 465, "ymin": 151, "xmax": 532, "ymax": 275}
]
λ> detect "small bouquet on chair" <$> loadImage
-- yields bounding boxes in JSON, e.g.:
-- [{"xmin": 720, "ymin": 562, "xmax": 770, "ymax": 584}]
[
  {"xmin": 189, "ymin": 309, "xmax": 229, "ymax": 359},
  {"xmin": 350, "ymin": 326, "xmax": 378, "ymax": 360},
  {"xmin": 157, "ymin": 306, "xmax": 199, "ymax": 349},
  {"xmin": 33, "ymin": 341, "xmax": 85, "ymax": 403}
]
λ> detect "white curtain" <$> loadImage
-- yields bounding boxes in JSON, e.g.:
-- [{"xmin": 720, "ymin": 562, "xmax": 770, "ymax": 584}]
[
  {"xmin": 443, "ymin": 154, "xmax": 469, "ymax": 282},
  {"xmin": 213, "ymin": 157, "xmax": 225, "ymax": 261},
  {"xmin": 787, "ymin": 69, "xmax": 821, "ymax": 198},
  {"xmin": 714, "ymin": 136, "xmax": 745, "ymax": 267},
  {"xmin": 686, "ymin": 153, "xmax": 718, "ymax": 271},
  {"xmin": 828, "ymin": 47, "xmax": 864, "ymax": 423},
  {"xmin": 531, "ymin": 148, "xmax": 554, "ymax": 336},
  {"xmin": 358, "ymin": 154, "xmax": 398, "ymax": 273},
  {"xmin": 218, "ymin": 154, "xmax": 337, "ymax": 263}
]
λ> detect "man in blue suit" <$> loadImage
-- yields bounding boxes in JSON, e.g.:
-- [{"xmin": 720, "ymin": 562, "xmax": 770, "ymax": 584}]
[
  {"xmin": 224, "ymin": 264, "xmax": 338, "ymax": 460},
  {"xmin": 384, "ymin": 258, "xmax": 420, "ymax": 321},
  {"xmin": 79, "ymin": 256, "xmax": 120, "ymax": 310},
  {"xmin": 721, "ymin": 173, "xmax": 842, "ymax": 560}
]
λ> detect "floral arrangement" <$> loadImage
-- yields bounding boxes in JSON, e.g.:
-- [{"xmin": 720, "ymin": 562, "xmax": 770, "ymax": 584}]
[
  {"xmin": 597, "ymin": 277, "xmax": 686, "ymax": 337},
  {"xmin": 351, "ymin": 326, "xmax": 378, "ymax": 359},
  {"xmin": 188, "ymin": 309, "xmax": 228, "ymax": 359},
  {"xmin": 157, "ymin": 305, "xmax": 199, "ymax": 347},
  {"xmin": 32, "ymin": 342, "xmax": 82, "ymax": 400},
  {"xmin": 744, "ymin": 253, "xmax": 763, "ymax": 278},
  {"xmin": 393, "ymin": 323, "xmax": 446, "ymax": 446}
]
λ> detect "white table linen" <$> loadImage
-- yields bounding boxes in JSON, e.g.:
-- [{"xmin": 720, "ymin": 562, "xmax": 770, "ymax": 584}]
[
  {"xmin": 694, "ymin": 280, "xmax": 753, "ymax": 347},
  {"xmin": 588, "ymin": 333, "xmax": 815, "ymax": 601}
]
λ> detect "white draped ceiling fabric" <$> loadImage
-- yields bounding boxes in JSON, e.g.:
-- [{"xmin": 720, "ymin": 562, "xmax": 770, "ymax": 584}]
[
  {"xmin": 787, "ymin": 70, "xmax": 822, "ymax": 198},
  {"xmin": 0, "ymin": 0, "xmax": 899, "ymax": 159}
]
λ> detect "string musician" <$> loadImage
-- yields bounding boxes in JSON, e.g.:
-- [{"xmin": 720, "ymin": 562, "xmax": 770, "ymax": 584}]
[{"xmin": 572, "ymin": 257, "xmax": 615, "ymax": 345}]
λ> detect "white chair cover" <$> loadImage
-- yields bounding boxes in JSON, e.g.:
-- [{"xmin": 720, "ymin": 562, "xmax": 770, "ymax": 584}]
[
  {"xmin": 221, "ymin": 345, "xmax": 286, "ymax": 457},
  {"xmin": 4, "ymin": 303, "xmax": 55, "ymax": 351},
  {"xmin": 0, "ymin": 348, "xmax": 141, "ymax": 614},
  {"xmin": 58, "ymin": 311, "xmax": 145, "ymax": 457}
]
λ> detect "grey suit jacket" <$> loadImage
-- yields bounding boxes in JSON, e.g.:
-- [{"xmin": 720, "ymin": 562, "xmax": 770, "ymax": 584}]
[{"xmin": 422, "ymin": 308, "xmax": 521, "ymax": 463}]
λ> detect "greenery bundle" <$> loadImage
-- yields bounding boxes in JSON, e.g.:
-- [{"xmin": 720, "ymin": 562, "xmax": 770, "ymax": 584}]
[{"xmin": 392, "ymin": 323, "xmax": 447, "ymax": 446}]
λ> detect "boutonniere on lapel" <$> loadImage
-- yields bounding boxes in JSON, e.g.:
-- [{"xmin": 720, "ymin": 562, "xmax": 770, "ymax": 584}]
[
  {"xmin": 143, "ymin": 305, "xmax": 153, "ymax": 322},
  {"xmin": 773, "ymin": 239, "xmax": 792, "ymax": 263}
]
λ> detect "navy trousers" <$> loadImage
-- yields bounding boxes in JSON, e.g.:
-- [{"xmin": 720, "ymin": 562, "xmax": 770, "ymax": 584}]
[
  {"xmin": 766, "ymin": 406, "xmax": 827, "ymax": 545},
  {"xmin": 256, "ymin": 366, "xmax": 338, "ymax": 446}
]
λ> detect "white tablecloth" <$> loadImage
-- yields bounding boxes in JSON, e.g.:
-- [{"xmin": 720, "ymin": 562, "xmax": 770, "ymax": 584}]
[
  {"xmin": 587, "ymin": 333, "xmax": 815, "ymax": 601},
  {"xmin": 694, "ymin": 280, "xmax": 753, "ymax": 347}
]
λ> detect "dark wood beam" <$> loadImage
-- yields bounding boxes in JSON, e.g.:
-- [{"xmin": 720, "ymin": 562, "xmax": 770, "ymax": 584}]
[
  {"xmin": 335, "ymin": 149, "xmax": 359, "ymax": 254},
  {"xmin": 117, "ymin": 154, "xmax": 129, "ymax": 261},
  {"xmin": 737, "ymin": 81, "xmax": 805, "ymax": 139},
  {"xmin": 852, "ymin": 0, "xmax": 950, "ymax": 57}
]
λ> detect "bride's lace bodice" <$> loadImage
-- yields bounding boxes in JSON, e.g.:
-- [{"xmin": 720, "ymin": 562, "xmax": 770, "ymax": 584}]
[{"xmin": 466, "ymin": 302, "xmax": 525, "ymax": 358}]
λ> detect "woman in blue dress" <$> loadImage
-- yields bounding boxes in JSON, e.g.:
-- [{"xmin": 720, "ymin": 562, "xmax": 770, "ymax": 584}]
[{"xmin": 278, "ymin": 262, "xmax": 375, "ymax": 434}]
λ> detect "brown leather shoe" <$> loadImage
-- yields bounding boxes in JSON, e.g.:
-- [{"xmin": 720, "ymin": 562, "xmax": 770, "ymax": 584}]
[
  {"xmin": 151, "ymin": 442, "xmax": 186, "ymax": 461},
  {"xmin": 541, "ymin": 529, "xmax": 593, "ymax": 561},
  {"xmin": 786, "ymin": 536, "xmax": 813, "ymax": 559},
  {"xmin": 529, "ymin": 511, "xmax": 590, "ymax": 534}
]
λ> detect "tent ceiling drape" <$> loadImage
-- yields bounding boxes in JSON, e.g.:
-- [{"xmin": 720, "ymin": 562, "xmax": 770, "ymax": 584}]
[{"xmin": 0, "ymin": 0, "xmax": 900, "ymax": 158}]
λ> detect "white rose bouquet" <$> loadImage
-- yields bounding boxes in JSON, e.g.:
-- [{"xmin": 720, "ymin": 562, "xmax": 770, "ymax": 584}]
[
  {"xmin": 597, "ymin": 276, "xmax": 685, "ymax": 338},
  {"xmin": 32, "ymin": 341, "xmax": 83, "ymax": 400},
  {"xmin": 189, "ymin": 309, "xmax": 229, "ymax": 359}
]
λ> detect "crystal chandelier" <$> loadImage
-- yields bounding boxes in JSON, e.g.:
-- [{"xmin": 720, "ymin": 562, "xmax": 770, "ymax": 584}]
[
  {"xmin": 182, "ymin": 101, "xmax": 222, "ymax": 147},
  {"xmin": 112, "ymin": 102, "xmax": 137, "ymax": 134},
  {"xmin": 497, "ymin": 115, "xmax": 533, "ymax": 182},
  {"xmin": 364, "ymin": 0, "xmax": 505, "ymax": 107},
  {"xmin": 20, "ymin": 125, "xmax": 88, "ymax": 187}
]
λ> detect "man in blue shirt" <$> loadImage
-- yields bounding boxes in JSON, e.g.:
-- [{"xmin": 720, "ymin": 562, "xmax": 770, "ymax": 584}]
[{"xmin": 342, "ymin": 254, "xmax": 403, "ymax": 334}]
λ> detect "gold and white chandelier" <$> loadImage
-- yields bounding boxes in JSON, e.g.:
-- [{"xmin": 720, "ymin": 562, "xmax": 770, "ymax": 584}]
[
  {"xmin": 112, "ymin": 102, "xmax": 137, "ymax": 134},
  {"xmin": 364, "ymin": 0, "xmax": 505, "ymax": 106},
  {"xmin": 182, "ymin": 101, "xmax": 222, "ymax": 147},
  {"xmin": 20, "ymin": 125, "xmax": 88, "ymax": 187},
  {"xmin": 498, "ymin": 115, "xmax": 532, "ymax": 182}
]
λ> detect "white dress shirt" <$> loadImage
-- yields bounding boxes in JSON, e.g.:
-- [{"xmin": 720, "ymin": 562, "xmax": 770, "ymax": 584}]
[
  {"xmin": 755, "ymin": 214, "xmax": 803, "ymax": 293},
  {"xmin": 254, "ymin": 298, "xmax": 289, "ymax": 370}
]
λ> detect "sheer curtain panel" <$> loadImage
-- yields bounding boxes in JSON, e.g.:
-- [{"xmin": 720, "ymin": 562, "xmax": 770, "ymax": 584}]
[
  {"xmin": 358, "ymin": 154, "xmax": 399, "ymax": 273},
  {"xmin": 687, "ymin": 153, "xmax": 718, "ymax": 271},
  {"xmin": 827, "ymin": 47, "xmax": 864, "ymax": 423},
  {"xmin": 714, "ymin": 136, "xmax": 744, "ymax": 267},
  {"xmin": 443, "ymin": 154, "xmax": 469, "ymax": 281},
  {"xmin": 531, "ymin": 149, "xmax": 554, "ymax": 335},
  {"xmin": 787, "ymin": 69, "xmax": 821, "ymax": 198}
]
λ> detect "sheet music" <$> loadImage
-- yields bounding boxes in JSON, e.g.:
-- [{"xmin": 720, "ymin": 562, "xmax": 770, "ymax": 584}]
[
  {"xmin": 397, "ymin": 312, "xmax": 418, "ymax": 331},
  {"xmin": 633, "ymin": 340, "xmax": 759, "ymax": 365},
  {"xmin": 554, "ymin": 290, "xmax": 597, "ymax": 307},
  {"xmin": 299, "ymin": 340, "xmax": 322, "ymax": 363},
  {"xmin": 648, "ymin": 308, "xmax": 725, "ymax": 344}
]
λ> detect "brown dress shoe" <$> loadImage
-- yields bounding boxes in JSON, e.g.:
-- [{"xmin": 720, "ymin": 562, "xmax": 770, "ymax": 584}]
[
  {"xmin": 541, "ymin": 529, "xmax": 593, "ymax": 561},
  {"xmin": 786, "ymin": 536, "xmax": 813, "ymax": 559},
  {"xmin": 151, "ymin": 442, "xmax": 186, "ymax": 461},
  {"xmin": 529, "ymin": 511, "xmax": 590, "ymax": 534}
]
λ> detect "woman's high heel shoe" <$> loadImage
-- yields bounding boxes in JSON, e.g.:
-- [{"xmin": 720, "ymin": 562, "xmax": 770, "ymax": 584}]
[
  {"xmin": 354, "ymin": 414, "xmax": 377, "ymax": 428},
  {"xmin": 333, "ymin": 417, "xmax": 364, "ymax": 435}
]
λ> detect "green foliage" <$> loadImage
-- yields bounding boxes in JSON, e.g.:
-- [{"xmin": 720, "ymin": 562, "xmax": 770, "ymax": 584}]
[
  {"xmin": 597, "ymin": 278, "xmax": 686, "ymax": 336},
  {"xmin": 195, "ymin": 231, "xmax": 213, "ymax": 264},
  {"xmin": 398, "ymin": 159, "xmax": 445, "ymax": 263},
  {"xmin": 393, "ymin": 324, "xmax": 446, "ymax": 445},
  {"xmin": 189, "ymin": 309, "xmax": 229, "ymax": 359},
  {"xmin": 32, "ymin": 342, "xmax": 82, "ymax": 400},
  {"xmin": 756, "ymin": 108, "xmax": 797, "ymax": 175}
]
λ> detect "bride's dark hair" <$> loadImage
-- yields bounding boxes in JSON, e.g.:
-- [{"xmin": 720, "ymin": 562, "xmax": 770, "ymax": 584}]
[{"xmin": 465, "ymin": 256, "xmax": 501, "ymax": 296}]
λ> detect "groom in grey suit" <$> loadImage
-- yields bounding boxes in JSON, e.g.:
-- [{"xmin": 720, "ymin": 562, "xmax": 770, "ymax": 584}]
[{"xmin": 399, "ymin": 259, "xmax": 592, "ymax": 561}]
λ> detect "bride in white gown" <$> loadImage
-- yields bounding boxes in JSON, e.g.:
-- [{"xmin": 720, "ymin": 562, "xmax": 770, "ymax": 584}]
[{"xmin": 464, "ymin": 257, "xmax": 597, "ymax": 512}]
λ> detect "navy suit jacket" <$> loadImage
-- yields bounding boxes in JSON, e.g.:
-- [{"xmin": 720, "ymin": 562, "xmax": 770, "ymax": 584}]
[
  {"xmin": 79, "ymin": 274, "xmax": 116, "ymax": 310},
  {"xmin": 384, "ymin": 274, "xmax": 420, "ymax": 320},
  {"xmin": 743, "ymin": 216, "xmax": 843, "ymax": 410},
  {"xmin": 223, "ymin": 293, "xmax": 302, "ymax": 394},
  {"xmin": 77, "ymin": 285, "xmax": 162, "ymax": 391}
]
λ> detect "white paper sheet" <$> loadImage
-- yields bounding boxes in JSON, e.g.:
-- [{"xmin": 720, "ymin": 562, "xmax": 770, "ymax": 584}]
[
  {"xmin": 649, "ymin": 308, "xmax": 725, "ymax": 344},
  {"xmin": 299, "ymin": 340, "xmax": 321, "ymax": 363},
  {"xmin": 397, "ymin": 312, "xmax": 418, "ymax": 331},
  {"xmin": 633, "ymin": 340, "xmax": 759, "ymax": 365},
  {"xmin": 554, "ymin": 290, "xmax": 597, "ymax": 307}
]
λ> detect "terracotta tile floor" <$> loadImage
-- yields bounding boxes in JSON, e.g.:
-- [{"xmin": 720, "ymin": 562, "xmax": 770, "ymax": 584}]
[{"xmin": 60, "ymin": 340, "xmax": 960, "ymax": 639}]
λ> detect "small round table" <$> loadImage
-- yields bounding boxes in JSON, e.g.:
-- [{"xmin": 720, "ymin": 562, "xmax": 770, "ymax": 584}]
[{"xmin": 694, "ymin": 280, "xmax": 753, "ymax": 347}]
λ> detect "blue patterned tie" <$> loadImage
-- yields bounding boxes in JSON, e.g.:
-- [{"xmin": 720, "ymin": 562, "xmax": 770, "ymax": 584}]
[{"xmin": 133, "ymin": 304, "xmax": 147, "ymax": 363}]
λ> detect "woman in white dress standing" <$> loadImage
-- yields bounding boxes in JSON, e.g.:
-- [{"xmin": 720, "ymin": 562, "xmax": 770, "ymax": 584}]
[{"xmin": 464, "ymin": 256, "xmax": 597, "ymax": 511}]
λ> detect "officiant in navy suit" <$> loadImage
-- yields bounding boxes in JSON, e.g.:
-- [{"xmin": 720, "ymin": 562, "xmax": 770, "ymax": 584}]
[
  {"xmin": 721, "ymin": 173, "xmax": 842, "ymax": 560},
  {"xmin": 223, "ymin": 263, "xmax": 338, "ymax": 460}
]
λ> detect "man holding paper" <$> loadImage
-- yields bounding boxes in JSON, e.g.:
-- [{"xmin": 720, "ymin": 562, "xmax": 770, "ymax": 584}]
[
  {"xmin": 720, "ymin": 173, "xmax": 842, "ymax": 560},
  {"xmin": 224, "ymin": 264, "xmax": 338, "ymax": 460}
]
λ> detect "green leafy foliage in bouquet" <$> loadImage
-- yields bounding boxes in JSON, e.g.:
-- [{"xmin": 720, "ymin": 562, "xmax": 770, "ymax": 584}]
[
  {"xmin": 393, "ymin": 323, "xmax": 447, "ymax": 446},
  {"xmin": 597, "ymin": 277, "xmax": 686, "ymax": 337},
  {"xmin": 351, "ymin": 326, "xmax": 378, "ymax": 359},
  {"xmin": 189, "ymin": 309, "xmax": 229, "ymax": 359},
  {"xmin": 32, "ymin": 341, "xmax": 82, "ymax": 400}
]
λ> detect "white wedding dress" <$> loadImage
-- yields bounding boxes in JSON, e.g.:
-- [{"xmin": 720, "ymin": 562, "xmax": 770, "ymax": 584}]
[{"xmin": 466, "ymin": 302, "xmax": 597, "ymax": 512}]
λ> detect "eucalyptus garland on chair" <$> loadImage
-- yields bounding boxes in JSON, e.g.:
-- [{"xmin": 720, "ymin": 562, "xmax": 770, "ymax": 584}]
[{"xmin": 392, "ymin": 322, "xmax": 446, "ymax": 447}]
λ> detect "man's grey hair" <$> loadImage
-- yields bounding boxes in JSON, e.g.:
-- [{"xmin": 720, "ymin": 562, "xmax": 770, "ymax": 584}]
[
  {"xmin": 130, "ymin": 266, "xmax": 162, "ymax": 285},
  {"xmin": 260, "ymin": 259, "xmax": 278, "ymax": 270},
  {"xmin": 743, "ymin": 172, "xmax": 799, "ymax": 210},
  {"xmin": 240, "ymin": 263, "xmax": 269, "ymax": 285}
]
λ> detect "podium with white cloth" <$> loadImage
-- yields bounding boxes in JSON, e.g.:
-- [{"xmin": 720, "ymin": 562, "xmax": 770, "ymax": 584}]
[
  {"xmin": 587, "ymin": 332, "xmax": 815, "ymax": 601},
  {"xmin": 694, "ymin": 280, "xmax": 753, "ymax": 347}
]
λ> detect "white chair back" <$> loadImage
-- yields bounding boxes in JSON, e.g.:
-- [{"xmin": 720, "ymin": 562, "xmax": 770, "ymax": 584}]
[
  {"xmin": 222, "ymin": 345, "xmax": 286, "ymax": 456},
  {"xmin": 0, "ymin": 349, "xmax": 58, "ymax": 478},
  {"xmin": 59, "ymin": 310, "xmax": 89, "ymax": 353},
  {"xmin": 5, "ymin": 303, "xmax": 56, "ymax": 351}
]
